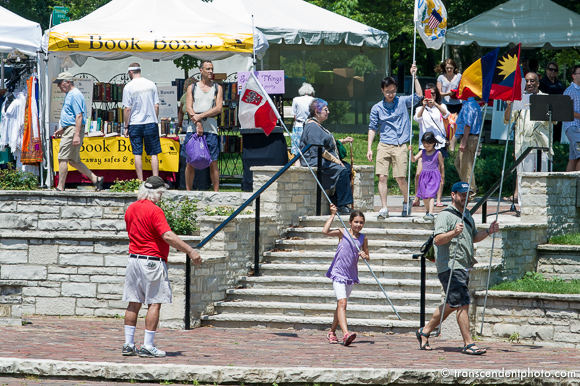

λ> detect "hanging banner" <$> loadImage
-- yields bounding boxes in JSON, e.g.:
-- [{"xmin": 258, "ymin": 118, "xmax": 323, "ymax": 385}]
[
  {"xmin": 238, "ymin": 70, "xmax": 285, "ymax": 95},
  {"xmin": 414, "ymin": 0, "xmax": 447, "ymax": 50},
  {"xmin": 47, "ymin": 32, "xmax": 253, "ymax": 54},
  {"xmin": 51, "ymin": 136, "xmax": 180, "ymax": 172}
]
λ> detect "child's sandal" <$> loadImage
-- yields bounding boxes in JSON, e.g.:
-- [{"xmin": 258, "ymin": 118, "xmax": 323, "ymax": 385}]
[{"xmin": 327, "ymin": 331, "xmax": 339, "ymax": 344}]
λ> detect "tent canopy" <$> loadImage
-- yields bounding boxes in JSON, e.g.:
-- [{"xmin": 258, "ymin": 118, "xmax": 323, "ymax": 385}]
[
  {"xmin": 245, "ymin": 0, "xmax": 388, "ymax": 48},
  {"xmin": 0, "ymin": 6, "xmax": 42, "ymax": 56},
  {"xmin": 446, "ymin": 0, "xmax": 580, "ymax": 49},
  {"xmin": 44, "ymin": 0, "xmax": 260, "ymax": 61}
]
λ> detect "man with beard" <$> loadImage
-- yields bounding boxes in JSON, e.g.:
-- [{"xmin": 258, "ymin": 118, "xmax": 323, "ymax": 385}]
[{"xmin": 415, "ymin": 182, "xmax": 499, "ymax": 355}]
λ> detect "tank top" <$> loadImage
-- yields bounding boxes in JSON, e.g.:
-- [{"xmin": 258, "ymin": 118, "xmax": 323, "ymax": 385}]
[
  {"xmin": 422, "ymin": 149, "xmax": 440, "ymax": 172},
  {"xmin": 325, "ymin": 229, "xmax": 365, "ymax": 284},
  {"xmin": 192, "ymin": 82, "xmax": 218, "ymax": 134}
]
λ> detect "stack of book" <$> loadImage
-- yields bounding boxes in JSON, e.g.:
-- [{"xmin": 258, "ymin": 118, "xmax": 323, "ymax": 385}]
[
  {"xmin": 219, "ymin": 135, "xmax": 242, "ymax": 154},
  {"xmin": 93, "ymin": 83, "xmax": 125, "ymax": 102}
]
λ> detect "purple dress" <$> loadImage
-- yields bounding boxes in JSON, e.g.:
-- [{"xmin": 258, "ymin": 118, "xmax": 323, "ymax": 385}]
[
  {"xmin": 417, "ymin": 149, "xmax": 441, "ymax": 199},
  {"xmin": 326, "ymin": 229, "xmax": 365, "ymax": 285}
]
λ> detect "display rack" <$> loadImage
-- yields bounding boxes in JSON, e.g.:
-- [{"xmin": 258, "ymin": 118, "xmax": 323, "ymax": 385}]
[{"xmin": 217, "ymin": 75, "xmax": 242, "ymax": 180}]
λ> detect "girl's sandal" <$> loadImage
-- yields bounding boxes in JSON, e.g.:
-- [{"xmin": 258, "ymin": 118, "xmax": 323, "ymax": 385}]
[
  {"xmin": 343, "ymin": 332, "xmax": 357, "ymax": 346},
  {"xmin": 327, "ymin": 331, "xmax": 339, "ymax": 344}
]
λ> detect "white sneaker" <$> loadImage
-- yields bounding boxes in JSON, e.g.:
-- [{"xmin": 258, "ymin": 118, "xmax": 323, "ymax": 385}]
[
  {"xmin": 378, "ymin": 207, "xmax": 389, "ymax": 219},
  {"xmin": 402, "ymin": 202, "xmax": 410, "ymax": 217},
  {"xmin": 139, "ymin": 345, "xmax": 166, "ymax": 358}
]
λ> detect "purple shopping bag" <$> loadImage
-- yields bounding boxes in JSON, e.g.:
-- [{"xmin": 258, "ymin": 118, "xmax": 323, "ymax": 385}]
[{"xmin": 185, "ymin": 133, "xmax": 212, "ymax": 169}]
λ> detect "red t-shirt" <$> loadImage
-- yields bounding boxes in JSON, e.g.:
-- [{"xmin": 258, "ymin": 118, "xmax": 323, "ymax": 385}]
[{"xmin": 125, "ymin": 199, "xmax": 172, "ymax": 262}]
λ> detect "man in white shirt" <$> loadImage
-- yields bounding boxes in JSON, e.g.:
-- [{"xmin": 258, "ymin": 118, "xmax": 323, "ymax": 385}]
[{"xmin": 123, "ymin": 63, "xmax": 161, "ymax": 181}]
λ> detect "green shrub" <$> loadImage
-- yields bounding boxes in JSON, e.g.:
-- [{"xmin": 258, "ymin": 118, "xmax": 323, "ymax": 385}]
[
  {"xmin": 158, "ymin": 197, "xmax": 199, "ymax": 235},
  {"xmin": 0, "ymin": 164, "xmax": 38, "ymax": 190},
  {"xmin": 491, "ymin": 271, "xmax": 580, "ymax": 294},
  {"xmin": 204, "ymin": 206, "xmax": 252, "ymax": 216},
  {"xmin": 109, "ymin": 178, "xmax": 142, "ymax": 193},
  {"xmin": 549, "ymin": 233, "xmax": 580, "ymax": 245}
]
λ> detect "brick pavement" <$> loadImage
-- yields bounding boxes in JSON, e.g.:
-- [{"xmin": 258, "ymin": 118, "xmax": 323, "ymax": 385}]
[{"xmin": 1, "ymin": 317, "xmax": 580, "ymax": 385}]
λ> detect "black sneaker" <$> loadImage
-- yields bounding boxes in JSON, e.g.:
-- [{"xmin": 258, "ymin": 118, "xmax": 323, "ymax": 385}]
[
  {"xmin": 122, "ymin": 343, "xmax": 137, "ymax": 356},
  {"xmin": 337, "ymin": 206, "xmax": 353, "ymax": 215}
]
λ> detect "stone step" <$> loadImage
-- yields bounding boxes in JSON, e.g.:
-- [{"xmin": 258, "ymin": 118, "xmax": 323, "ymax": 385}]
[
  {"xmin": 274, "ymin": 238, "xmax": 424, "ymax": 254},
  {"xmin": 211, "ymin": 300, "xmax": 437, "ymax": 321},
  {"xmin": 201, "ymin": 313, "xmax": 422, "ymax": 333},
  {"xmin": 297, "ymin": 215, "xmax": 435, "ymax": 230},
  {"xmin": 263, "ymin": 250, "xmax": 430, "ymax": 267},
  {"xmin": 258, "ymin": 263, "xmax": 440, "ymax": 281},
  {"xmin": 224, "ymin": 287, "xmax": 443, "ymax": 307},
  {"xmin": 241, "ymin": 275, "xmax": 442, "ymax": 296},
  {"xmin": 285, "ymin": 227, "xmax": 433, "ymax": 241}
]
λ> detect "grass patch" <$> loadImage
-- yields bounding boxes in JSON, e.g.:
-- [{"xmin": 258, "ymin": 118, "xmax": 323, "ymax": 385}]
[
  {"xmin": 491, "ymin": 272, "xmax": 580, "ymax": 294},
  {"xmin": 549, "ymin": 233, "xmax": 580, "ymax": 245}
]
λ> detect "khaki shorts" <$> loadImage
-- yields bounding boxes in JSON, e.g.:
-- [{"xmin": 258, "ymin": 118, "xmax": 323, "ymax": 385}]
[
  {"xmin": 376, "ymin": 142, "xmax": 408, "ymax": 177},
  {"xmin": 58, "ymin": 125, "xmax": 84, "ymax": 163}
]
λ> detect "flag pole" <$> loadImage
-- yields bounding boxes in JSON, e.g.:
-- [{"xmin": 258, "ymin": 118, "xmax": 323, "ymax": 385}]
[
  {"xmin": 247, "ymin": 73, "xmax": 401, "ymax": 319},
  {"xmin": 406, "ymin": 20, "xmax": 418, "ymax": 216}
]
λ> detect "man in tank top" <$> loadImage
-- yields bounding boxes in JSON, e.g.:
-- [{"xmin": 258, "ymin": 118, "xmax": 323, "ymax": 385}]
[{"xmin": 183, "ymin": 60, "xmax": 223, "ymax": 191}]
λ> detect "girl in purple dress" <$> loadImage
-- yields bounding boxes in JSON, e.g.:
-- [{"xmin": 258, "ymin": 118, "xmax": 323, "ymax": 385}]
[
  {"xmin": 412, "ymin": 132, "xmax": 444, "ymax": 221},
  {"xmin": 323, "ymin": 204, "xmax": 369, "ymax": 346}
]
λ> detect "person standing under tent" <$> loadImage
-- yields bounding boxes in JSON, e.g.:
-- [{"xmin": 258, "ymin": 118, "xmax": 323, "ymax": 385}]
[
  {"xmin": 122, "ymin": 176, "xmax": 202, "ymax": 358},
  {"xmin": 53, "ymin": 72, "xmax": 103, "ymax": 192},
  {"xmin": 290, "ymin": 82, "xmax": 315, "ymax": 162},
  {"xmin": 564, "ymin": 65, "xmax": 580, "ymax": 172},
  {"xmin": 123, "ymin": 63, "xmax": 161, "ymax": 181},
  {"xmin": 183, "ymin": 60, "xmax": 223, "ymax": 191},
  {"xmin": 454, "ymin": 97, "xmax": 482, "ymax": 196},
  {"xmin": 416, "ymin": 182, "xmax": 498, "ymax": 355},
  {"xmin": 367, "ymin": 64, "xmax": 423, "ymax": 219}
]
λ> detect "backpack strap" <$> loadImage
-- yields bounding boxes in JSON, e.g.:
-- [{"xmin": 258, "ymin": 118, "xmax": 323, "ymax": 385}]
[{"xmin": 442, "ymin": 207, "xmax": 475, "ymax": 233}]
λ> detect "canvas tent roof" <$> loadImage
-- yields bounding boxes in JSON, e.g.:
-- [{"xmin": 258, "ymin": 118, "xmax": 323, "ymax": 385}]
[
  {"xmin": 446, "ymin": 0, "xmax": 580, "ymax": 49},
  {"xmin": 244, "ymin": 0, "xmax": 388, "ymax": 48},
  {"xmin": 0, "ymin": 6, "xmax": 42, "ymax": 56}
]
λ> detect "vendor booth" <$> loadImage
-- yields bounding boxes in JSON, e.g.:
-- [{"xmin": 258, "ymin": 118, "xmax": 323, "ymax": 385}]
[{"xmin": 0, "ymin": 6, "xmax": 44, "ymax": 176}]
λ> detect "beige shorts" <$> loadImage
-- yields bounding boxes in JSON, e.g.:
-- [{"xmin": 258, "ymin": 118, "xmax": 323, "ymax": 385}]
[
  {"xmin": 58, "ymin": 125, "xmax": 84, "ymax": 163},
  {"xmin": 376, "ymin": 142, "xmax": 408, "ymax": 177},
  {"xmin": 122, "ymin": 257, "xmax": 172, "ymax": 304}
]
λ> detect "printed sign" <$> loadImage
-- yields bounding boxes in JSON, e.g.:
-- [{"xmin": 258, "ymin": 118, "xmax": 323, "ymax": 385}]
[
  {"xmin": 238, "ymin": 70, "xmax": 285, "ymax": 95},
  {"xmin": 158, "ymin": 86, "xmax": 178, "ymax": 119},
  {"xmin": 52, "ymin": 136, "xmax": 180, "ymax": 172},
  {"xmin": 52, "ymin": 6, "xmax": 70, "ymax": 26}
]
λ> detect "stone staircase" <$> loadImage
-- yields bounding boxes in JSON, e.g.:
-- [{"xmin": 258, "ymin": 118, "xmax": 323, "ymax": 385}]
[{"xmin": 202, "ymin": 215, "xmax": 443, "ymax": 333}]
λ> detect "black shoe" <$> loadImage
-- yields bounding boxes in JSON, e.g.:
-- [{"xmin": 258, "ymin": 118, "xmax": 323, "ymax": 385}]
[
  {"xmin": 337, "ymin": 206, "xmax": 353, "ymax": 215},
  {"xmin": 94, "ymin": 176, "xmax": 104, "ymax": 192}
]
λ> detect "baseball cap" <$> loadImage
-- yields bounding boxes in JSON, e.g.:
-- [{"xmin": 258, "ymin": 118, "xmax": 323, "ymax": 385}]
[
  {"xmin": 53, "ymin": 72, "xmax": 74, "ymax": 83},
  {"xmin": 451, "ymin": 181, "xmax": 474, "ymax": 194},
  {"xmin": 144, "ymin": 176, "xmax": 168, "ymax": 189}
]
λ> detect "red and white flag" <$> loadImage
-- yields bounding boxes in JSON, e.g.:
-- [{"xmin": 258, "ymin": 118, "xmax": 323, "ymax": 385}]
[{"xmin": 238, "ymin": 72, "xmax": 280, "ymax": 136}]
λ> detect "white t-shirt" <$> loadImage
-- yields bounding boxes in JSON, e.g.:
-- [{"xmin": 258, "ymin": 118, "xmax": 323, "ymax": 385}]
[
  {"xmin": 437, "ymin": 74, "xmax": 462, "ymax": 105},
  {"xmin": 414, "ymin": 104, "xmax": 449, "ymax": 150},
  {"xmin": 122, "ymin": 77, "xmax": 160, "ymax": 125},
  {"xmin": 292, "ymin": 95, "xmax": 314, "ymax": 122}
]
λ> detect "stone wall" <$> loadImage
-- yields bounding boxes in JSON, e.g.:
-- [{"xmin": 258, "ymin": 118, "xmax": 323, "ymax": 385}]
[
  {"xmin": 537, "ymin": 245, "xmax": 580, "ymax": 280},
  {"xmin": 474, "ymin": 291, "xmax": 580, "ymax": 348}
]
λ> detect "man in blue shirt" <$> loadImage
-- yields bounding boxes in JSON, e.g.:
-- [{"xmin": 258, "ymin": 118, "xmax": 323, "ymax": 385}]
[
  {"xmin": 53, "ymin": 72, "xmax": 103, "ymax": 191},
  {"xmin": 564, "ymin": 65, "xmax": 580, "ymax": 172},
  {"xmin": 367, "ymin": 64, "xmax": 422, "ymax": 218},
  {"xmin": 454, "ymin": 97, "xmax": 482, "ymax": 195}
]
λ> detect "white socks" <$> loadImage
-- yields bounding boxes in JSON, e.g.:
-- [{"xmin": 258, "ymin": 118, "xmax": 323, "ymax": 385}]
[
  {"xmin": 124, "ymin": 325, "xmax": 135, "ymax": 346},
  {"xmin": 143, "ymin": 329, "xmax": 156, "ymax": 348}
]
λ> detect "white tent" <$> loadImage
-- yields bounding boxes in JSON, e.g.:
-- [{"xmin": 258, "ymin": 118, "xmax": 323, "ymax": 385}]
[
  {"xmin": 0, "ymin": 6, "xmax": 42, "ymax": 56},
  {"xmin": 446, "ymin": 0, "xmax": 580, "ymax": 48}
]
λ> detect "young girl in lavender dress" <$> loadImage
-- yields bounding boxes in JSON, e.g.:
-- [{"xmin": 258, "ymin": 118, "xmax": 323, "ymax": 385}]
[
  {"xmin": 412, "ymin": 132, "xmax": 444, "ymax": 222},
  {"xmin": 323, "ymin": 204, "xmax": 369, "ymax": 346}
]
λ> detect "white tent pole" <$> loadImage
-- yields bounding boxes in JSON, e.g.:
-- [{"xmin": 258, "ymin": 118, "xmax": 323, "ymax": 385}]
[
  {"xmin": 1, "ymin": 53, "xmax": 4, "ymax": 88},
  {"xmin": 44, "ymin": 53, "xmax": 53, "ymax": 188},
  {"xmin": 251, "ymin": 15, "xmax": 257, "ymax": 68},
  {"xmin": 406, "ymin": 21, "xmax": 418, "ymax": 216}
]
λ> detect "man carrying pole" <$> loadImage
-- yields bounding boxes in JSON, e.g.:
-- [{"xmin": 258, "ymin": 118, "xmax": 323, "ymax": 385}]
[
  {"xmin": 416, "ymin": 182, "xmax": 498, "ymax": 355},
  {"xmin": 367, "ymin": 65, "xmax": 422, "ymax": 219}
]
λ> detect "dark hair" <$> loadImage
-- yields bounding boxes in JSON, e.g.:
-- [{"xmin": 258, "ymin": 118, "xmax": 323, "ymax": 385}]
[
  {"xmin": 381, "ymin": 77, "xmax": 397, "ymax": 89},
  {"xmin": 546, "ymin": 61, "xmax": 559, "ymax": 71},
  {"xmin": 421, "ymin": 131, "xmax": 441, "ymax": 145},
  {"xmin": 200, "ymin": 60, "xmax": 213, "ymax": 70},
  {"xmin": 425, "ymin": 83, "xmax": 442, "ymax": 104},
  {"xmin": 308, "ymin": 98, "xmax": 328, "ymax": 118},
  {"xmin": 436, "ymin": 59, "xmax": 459, "ymax": 75},
  {"xmin": 571, "ymin": 65, "xmax": 580, "ymax": 76},
  {"xmin": 350, "ymin": 210, "xmax": 365, "ymax": 222}
]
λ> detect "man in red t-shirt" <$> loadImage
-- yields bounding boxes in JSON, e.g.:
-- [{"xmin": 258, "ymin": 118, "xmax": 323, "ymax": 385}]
[{"xmin": 122, "ymin": 176, "xmax": 202, "ymax": 358}]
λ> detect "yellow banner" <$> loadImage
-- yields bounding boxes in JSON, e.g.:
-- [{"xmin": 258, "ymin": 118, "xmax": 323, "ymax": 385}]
[
  {"xmin": 48, "ymin": 32, "xmax": 253, "ymax": 53},
  {"xmin": 52, "ymin": 136, "xmax": 180, "ymax": 172}
]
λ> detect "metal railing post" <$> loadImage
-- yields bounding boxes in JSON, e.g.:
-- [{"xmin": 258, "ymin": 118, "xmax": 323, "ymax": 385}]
[
  {"xmin": 420, "ymin": 254, "xmax": 426, "ymax": 328},
  {"xmin": 184, "ymin": 257, "xmax": 191, "ymax": 330},
  {"xmin": 316, "ymin": 146, "xmax": 322, "ymax": 216},
  {"xmin": 254, "ymin": 195, "xmax": 260, "ymax": 276},
  {"xmin": 482, "ymin": 201, "xmax": 487, "ymax": 224}
]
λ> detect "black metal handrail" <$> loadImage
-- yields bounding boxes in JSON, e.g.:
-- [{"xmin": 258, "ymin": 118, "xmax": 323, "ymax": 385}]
[
  {"xmin": 470, "ymin": 146, "xmax": 549, "ymax": 222},
  {"xmin": 185, "ymin": 144, "xmax": 324, "ymax": 329}
]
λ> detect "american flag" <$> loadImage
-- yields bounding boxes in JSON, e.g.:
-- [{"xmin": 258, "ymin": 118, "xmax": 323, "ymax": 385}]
[{"xmin": 428, "ymin": 9, "xmax": 442, "ymax": 29}]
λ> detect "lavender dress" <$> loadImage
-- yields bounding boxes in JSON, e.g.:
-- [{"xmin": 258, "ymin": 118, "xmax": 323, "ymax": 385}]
[
  {"xmin": 326, "ymin": 229, "xmax": 365, "ymax": 285},
  {"xmin": 417, "ymin": 150, "xmax": 441, "ymax": 199}
]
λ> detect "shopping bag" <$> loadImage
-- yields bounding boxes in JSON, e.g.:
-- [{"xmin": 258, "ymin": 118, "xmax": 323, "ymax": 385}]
[{"xmin": 185, "ymin": 133, "xmax": 212, "ymax": 169}]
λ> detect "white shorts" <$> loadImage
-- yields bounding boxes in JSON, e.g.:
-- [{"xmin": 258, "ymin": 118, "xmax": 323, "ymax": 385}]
[
  {"xmin": 333, "ymin": 281, "xmax": 354, "ymax": 300},
  {"xmin": 122, "ymin": 257, "xmax": 172, "ymax": 304}
]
